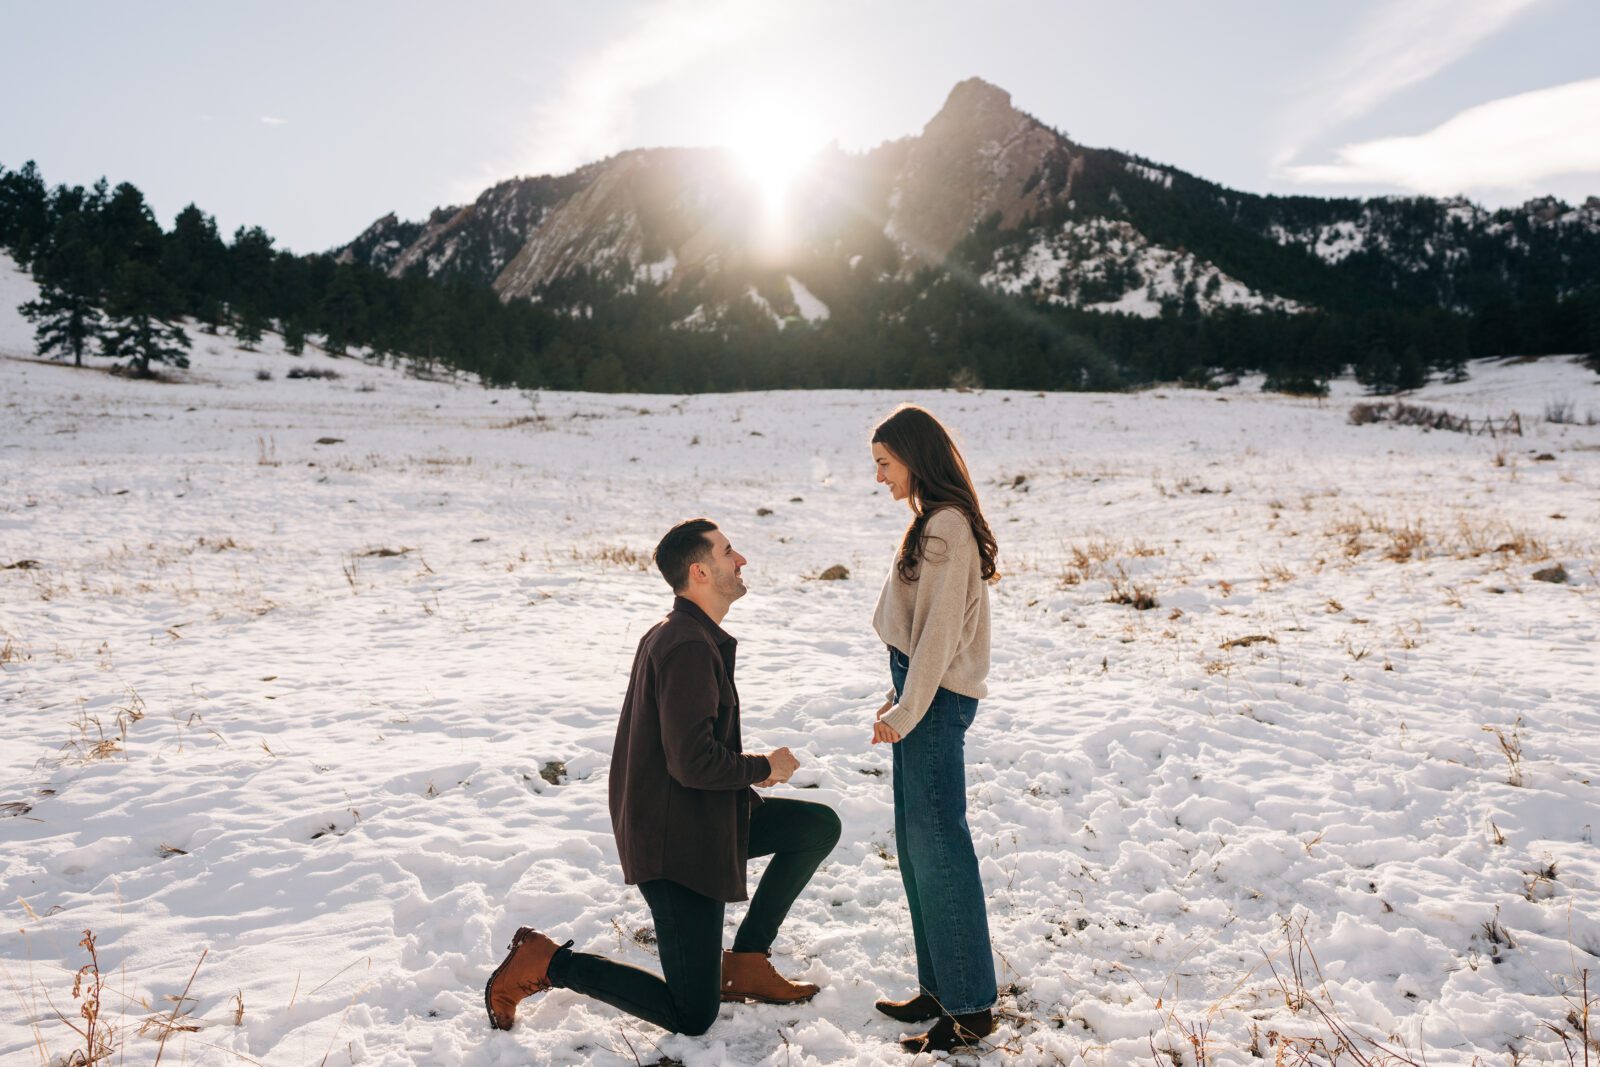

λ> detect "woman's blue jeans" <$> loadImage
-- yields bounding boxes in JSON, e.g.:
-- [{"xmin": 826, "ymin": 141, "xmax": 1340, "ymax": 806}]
[{"xmin": 888, "ymin": 646, "xmax": 997, "ymax": 1015}]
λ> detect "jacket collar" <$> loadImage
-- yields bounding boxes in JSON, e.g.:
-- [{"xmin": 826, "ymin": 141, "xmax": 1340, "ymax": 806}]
[{"xmin": 672, "ymin": 595, "xmax": 735, "ymax": 648}]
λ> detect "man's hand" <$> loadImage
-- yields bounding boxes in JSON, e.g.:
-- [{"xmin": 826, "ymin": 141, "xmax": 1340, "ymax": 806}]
[
  {"xmin": 871, "ymin": 720, "xmax": 902, "ymax": 745},
  {"xmin": 755, "ymin": 746, "xmax": 799, "ymax": 787}
]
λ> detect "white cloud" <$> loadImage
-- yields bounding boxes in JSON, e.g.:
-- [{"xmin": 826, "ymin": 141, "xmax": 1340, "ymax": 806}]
[
  {"xmin": 516, "ymin": 0, "xmax": 761, "ymax": 178},
  {"xmin": 260, "ymin": 116, "xmax": 288, "ymax": 126},
  {"xmin": 1277, "ymin": 0, "xmax": 1547, "ymax": 164},
  {"xmin": 1284, "ymin": 77, "xmax": 1600, "ymax": 195}
]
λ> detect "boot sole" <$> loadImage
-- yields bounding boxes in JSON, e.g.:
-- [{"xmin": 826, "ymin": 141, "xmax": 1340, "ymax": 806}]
[
  {"xmin": 721, "ymin": 991, "xmax": 819, "ymax": 1004},
  {"xmin": 484, "ymin": 954, "xmax": 520, "ymax": 1030}
]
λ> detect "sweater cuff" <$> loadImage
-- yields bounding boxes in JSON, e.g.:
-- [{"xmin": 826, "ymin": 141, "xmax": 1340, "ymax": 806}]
[{"xmin": 881, "ymin": 703, "xmax": 924, "ymax": 740}]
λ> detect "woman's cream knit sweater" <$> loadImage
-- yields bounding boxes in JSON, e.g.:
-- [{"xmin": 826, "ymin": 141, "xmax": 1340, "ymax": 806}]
[{"xmin": 872, "ymin": 506, "xmax": 991, "ymax": 738}]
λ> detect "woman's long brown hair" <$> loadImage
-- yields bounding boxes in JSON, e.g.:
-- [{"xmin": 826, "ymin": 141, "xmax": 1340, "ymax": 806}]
[{"xmin": 872, "ymin": 405, "xmax": 999, "ymax": 583}]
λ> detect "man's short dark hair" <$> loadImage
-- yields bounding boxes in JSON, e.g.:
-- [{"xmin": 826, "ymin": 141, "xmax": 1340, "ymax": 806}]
[{"xmin": 655, "ymin": 518, "xmax": 718, "ymax": 593}]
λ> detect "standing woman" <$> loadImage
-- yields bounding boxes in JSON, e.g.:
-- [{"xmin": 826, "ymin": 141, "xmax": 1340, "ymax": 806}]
[{"xmin": 868, "ymin": 404, "xmax": 1000, "ymax": 1054}]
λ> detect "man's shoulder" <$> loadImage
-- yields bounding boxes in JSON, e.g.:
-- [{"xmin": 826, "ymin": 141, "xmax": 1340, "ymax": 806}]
[{"xmin": 640, "ymin": 608, "xmax": 720, "ymax": 662}]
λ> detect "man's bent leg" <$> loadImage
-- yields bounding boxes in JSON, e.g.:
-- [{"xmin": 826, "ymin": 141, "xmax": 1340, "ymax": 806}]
[
  {"xmin": 733, "ymin": 797, "xmax": 842, "ymax": 952},
  {"xmin": 548, "ymin": 880, "xmax": 725, "ymax": 1035}
]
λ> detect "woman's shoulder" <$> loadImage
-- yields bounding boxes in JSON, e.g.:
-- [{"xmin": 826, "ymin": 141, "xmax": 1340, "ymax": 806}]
[{"xmin": 923, "ymin": 506, "xmax": 974, "ymax": 541}]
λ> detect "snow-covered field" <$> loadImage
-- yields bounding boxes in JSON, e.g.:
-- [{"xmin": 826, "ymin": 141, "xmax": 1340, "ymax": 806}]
[{"xmin": 2, "ymin": 254, "xmax": 1598, "ymax": 1066}]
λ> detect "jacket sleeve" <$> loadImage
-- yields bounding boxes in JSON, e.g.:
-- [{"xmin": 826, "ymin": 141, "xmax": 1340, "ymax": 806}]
[
  {"xmin": 881, "ymin": 512, "xmax": 976, "ymax": 739},
  {"xmin": 656, "ymin": 643, "xmax": 772, "ymax": 790}
]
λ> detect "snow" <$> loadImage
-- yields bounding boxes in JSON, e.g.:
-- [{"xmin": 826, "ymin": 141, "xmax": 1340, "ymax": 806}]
[
  {"xmin": 636, "ymin": 252, "xmax": 676, "ymax": 285},
  {"xmin": 3, "ymin": 252, "xmax": 1600, "ymax": 1066},
  {"xmin": 986, "ymin": 218, "xmax": 1307, "ymax": 317},
  {"xmin": 744, "ymin": 284, "xmax": 782, "ymax": 327},
  {"xmin": 785, "ymin": 276, "xmax": 830, "ymax": 323},
  {"xmin": 1123, "ymin": 162, "xmax": 1173, "ymax": 190}
]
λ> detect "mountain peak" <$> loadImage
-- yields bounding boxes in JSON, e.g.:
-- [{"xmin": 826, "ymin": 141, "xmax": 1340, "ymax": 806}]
[
  {"xmin": 888, "ymin": 78, "xmax": 1065, "ymax": 263},
  {"xmin": 938, "ymin": 77, "xmax": 1014, "ymax": 116}
]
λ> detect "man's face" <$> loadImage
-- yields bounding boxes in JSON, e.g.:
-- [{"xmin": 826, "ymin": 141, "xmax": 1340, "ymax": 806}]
[{"xmin": 697, "ymin": 529, "xmax": 748, "ymax": 602}]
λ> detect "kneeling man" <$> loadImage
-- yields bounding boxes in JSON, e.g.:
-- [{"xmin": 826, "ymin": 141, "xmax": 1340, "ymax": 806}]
[{"xmin": 486, "ymin": 518, "xmax": 842, "ymax": 1036}]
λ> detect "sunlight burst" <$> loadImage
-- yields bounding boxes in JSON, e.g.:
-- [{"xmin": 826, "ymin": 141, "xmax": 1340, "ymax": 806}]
[{"xmin": 721, "ymin": 98, "xmax": 827, "ymax": 207}]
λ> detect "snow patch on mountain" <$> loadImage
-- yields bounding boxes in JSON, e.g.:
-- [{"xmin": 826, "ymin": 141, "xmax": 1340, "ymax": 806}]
[
  {"xmin": 1124, "ymin": 162, "xmax": 1173, "ymax": 189},
  {"xmin": 787, "ymin": 276, "xmax": 830, "ymax": 322},
  {"xmin": 745, "ymin": 285, "xmax": 781, "ymax": 327},
  {"xmin": 636, "ymin": 251, "xmax": 677, "ymax": 285},
  {"xmin": 985, "ymin": 218, "xmax": 1306, "ymax": 317}
]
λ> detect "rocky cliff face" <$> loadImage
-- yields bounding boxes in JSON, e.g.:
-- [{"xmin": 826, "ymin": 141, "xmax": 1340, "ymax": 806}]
[
  {"xmin": 338, "ymin": 171, "xmax": 591, "ymax": 287},
  {"xmin": 885, "ymin": 78, "xmax": 1075, "ymax": 264},
  {"xmin": 494, "ymin": 148, "xmax": 763, "ymax": 301},
  {"xmin": 337, "ymin": 78, "xmax": 1599, "ymax": 323}
]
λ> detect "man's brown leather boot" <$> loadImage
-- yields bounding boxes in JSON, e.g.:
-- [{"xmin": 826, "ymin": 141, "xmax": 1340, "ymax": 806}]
[
  {"xmin": 720, "ymin": 950, "xmax": 820, "ymax": 1004},
  {"xmin": 484, "ymin": 927, "xmax": 571, "ymax": 1030}
]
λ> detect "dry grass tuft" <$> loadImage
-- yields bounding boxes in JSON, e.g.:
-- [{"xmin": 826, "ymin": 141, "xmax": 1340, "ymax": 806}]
[
  {"xmin": 62, "ymin": 688, "xmax": 146, "ymax": 765},
  {"xmin": 1220, "ymin": 634, "xmax": 1277, "ymax": 650},
  {"xmin": 1328, "ymin": 512, "xmax": 1557, "ymax": 566},
  {"xmin": 1, "ymin": 632, "xmax": 30, "ymax": 665},
  {"xmin": 570, "ymin": 545, "xmax": 650, "ymax": 571},
  {"xmin": 64, "ymin": 929, "xmax": 116, "ymax": 1066},
  {"xmin": 1106, "ymin": 570, "xmax": 1159, "ymax": 611},
  {"xmin": 1484, "ymin": 718, "xmax": 1525, "ymax": 787}
]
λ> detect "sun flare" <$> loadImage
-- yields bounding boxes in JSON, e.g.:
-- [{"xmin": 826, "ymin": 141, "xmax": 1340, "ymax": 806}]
[{"xmin": 720, "ymin": 98, "xmax": 827, "ymax": 205}]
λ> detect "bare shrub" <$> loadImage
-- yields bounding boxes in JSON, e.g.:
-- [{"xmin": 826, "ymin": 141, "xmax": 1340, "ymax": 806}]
[
  {"xmin": 255, "ymin": 368, "xmax": 272, "ymax": 381},
  {"xmin": 949, "ymin": 366, "xmax": 982, "ymax": 393},
  {"xmin": 286, "ymin": 366, "xmax": 340, "ymax": 380},
  {"xmin": 1544, "ymin": 398, "xmax": 1577, "ymax": 424}
]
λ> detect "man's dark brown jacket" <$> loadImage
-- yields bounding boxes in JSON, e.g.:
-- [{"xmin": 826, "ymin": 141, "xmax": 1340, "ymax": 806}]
[{"xmin": 610, "ymin": 596, "xmax": 772, "ymax": 902}]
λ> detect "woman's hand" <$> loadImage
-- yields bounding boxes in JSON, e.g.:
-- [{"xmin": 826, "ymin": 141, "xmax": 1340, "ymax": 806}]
[
  {"xmin": 875, "ymin": 697, "xmax": 893, "ymax": 721},
  {"xmin": 871, "ymin": 720, "xmax": 902, "ymax": 745}
]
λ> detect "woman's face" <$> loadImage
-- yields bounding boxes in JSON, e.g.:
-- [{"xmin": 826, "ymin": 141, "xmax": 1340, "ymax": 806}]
[{"xmin": 872, "ymin": 442, "xmax": 912, "ymax": 503}]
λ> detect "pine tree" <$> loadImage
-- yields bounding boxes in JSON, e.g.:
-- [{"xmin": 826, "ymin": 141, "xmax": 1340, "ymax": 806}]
[
  {"xmin": 164, "ymin": 204, "xmax": 227, "ymax": 331},
  {"xmin": 20, "ymin": 213, "xmax": 104, "ymax": 365},
  {"xmin": 0, "ymin": 161, "xmax": 50, "ymax": 266},
  {"xmin": 1585, "ymin": 284, "xmax": 1600, "ymax": 375},
  {"xmin": 282, "ymin": 318, "xmax": 306, "ymax": 355},
  {"xmin": 101, "ymin": 260, "xmax": 191, "ymax": 376},
  {"xmin": 1356, "ymin": 344, "xmax": 1398, "ymax": 394},
  {"xmin": 229, "ymin": 225, "xmax": 274, "ymax": 350},
  {"xmin": 22, "ymin": 278, "xmax": 105, "ymax": 366},
  {"xmin": 320, "ymin": 268, "xmax": 367, "ymax": 355},
  {"xmin": 1394, "ymin": 344, "xmax": 1426, "ymax": 392}
]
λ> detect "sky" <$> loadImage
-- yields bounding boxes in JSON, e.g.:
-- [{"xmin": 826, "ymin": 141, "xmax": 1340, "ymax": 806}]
[{"xmin": 4, "ymin": 0, "xmax": 1597, "ymax": 255}]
